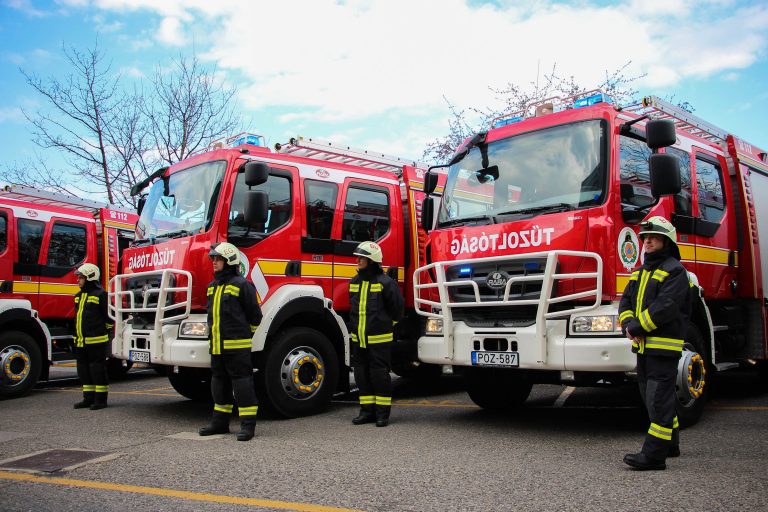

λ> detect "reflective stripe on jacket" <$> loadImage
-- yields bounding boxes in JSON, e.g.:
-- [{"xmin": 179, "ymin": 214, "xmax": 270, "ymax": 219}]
[
  {"xmin": 618, "ymin": 257, "xmax": 692, "ymax": 357},
  {"xmin": 207, "ymin": 270, "xmax": 262, "ymax": 355},
  {"xmin": 74, "ymin": 284, "xmax": 111, "ymax": 347},
  {"xmin": 348, "ymin": 271, "xmax": 403, "ymax": 349}
]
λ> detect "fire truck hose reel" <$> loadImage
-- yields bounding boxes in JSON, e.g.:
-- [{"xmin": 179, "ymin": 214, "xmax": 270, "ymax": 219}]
[
  {"xmin": 1, "ymin": 345, "xmax": 31, "ymax": 383},
  {"xmin": 281, "ymin": 346, "xmax": 325, "ymax": 398}
]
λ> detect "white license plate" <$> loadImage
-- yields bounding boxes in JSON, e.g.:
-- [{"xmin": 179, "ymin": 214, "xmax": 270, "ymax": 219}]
[
  {"xmin": 129, "ymin": 350, "xmax": 150, "ymax": 363},
  {"xmin": 471, "ymin": 351, "xmax": 519, "ymax": 367}
]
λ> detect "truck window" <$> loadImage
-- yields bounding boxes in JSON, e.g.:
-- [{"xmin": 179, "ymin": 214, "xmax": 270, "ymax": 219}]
[
  {"xmin": 667, "ymin": 147, "xmax": 692, "ymax": 216},
  {"xmin": 619, "ymin": 135, "xmax": 654, "ymax": 209},
  {"xmin": 305, "ymin": 180, "xmax": 338, "ymax": 239},
  {"xmin": 0, "ymin": 213, "xmax": 6, "ymax": 254},
  {"xmin": 696, "ymin": 157, "xmax": 725, "ymax": 224},
  {"xmin": 341, "ymin": 186, "xmax": 390, "ymax": 242},
  {"xmin": 46, "ymin": 222, "xmax": 87, "ymax": 267},
  {"xmin": 228, "ymin": 173, "xmax": 292, "ymax": 242},
  {"xmin": 18, "ymin": 219, "xmax": 45, "ymax": 264}
]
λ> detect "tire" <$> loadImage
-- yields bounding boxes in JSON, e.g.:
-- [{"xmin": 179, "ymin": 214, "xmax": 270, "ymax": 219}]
[
  {"xmin": 0, "ymin": 331, "xmax": 43, "ymax": 399},
  {"xmin": 257, "ymin": 327, "xmax": 339, "ymax": 418},
  {"xmin": 168, "ymin": 366, "xmax": 212, "ymax": 402},
  {"xmin": 675, "ymin": 323, "xmax": 709, "ymax": 428},
  {"xmin": 106, "ymin": 358, "xmax": 133, "ymax": 380},
  {"xmin": 465, "ymin": 367, "xmax": 532, "ymax": 410}
]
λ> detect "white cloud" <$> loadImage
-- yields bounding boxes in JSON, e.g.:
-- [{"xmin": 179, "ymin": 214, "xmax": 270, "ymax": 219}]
[
  {"xmin": 0, "ymin": 106, "xmax": 24, "ymax": 123},
  {"xmin": 157, "ymin": 16, "xmax": 186, "ymax": 46}
]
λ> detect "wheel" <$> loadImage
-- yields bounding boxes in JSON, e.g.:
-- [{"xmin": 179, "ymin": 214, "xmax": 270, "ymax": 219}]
[
  {"xmin": 257, "ymin": 327, "xmax": 339, "ymax": 418},
  {"xmin": 465, "ymin": 367, "xmax": 532, "ymax": 410},
  {"xmin": 675, "ymin": 323, "xmax": 709, "ymax": 428},
  {"xmin": 106, "ymin": 358, "xmax": 133, "ymax": 380},
  {"xmin": 168, "ymin": 366, "xmax": 212, "ymax": 402},
  {"xmin": 0, "ymin": 331, "xmax": 43, "ymax": 399}
]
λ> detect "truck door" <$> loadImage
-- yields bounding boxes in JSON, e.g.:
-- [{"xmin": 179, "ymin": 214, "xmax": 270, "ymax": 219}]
[
  {"xmin": 37, "ymin": 219, "xmax": 90, "ymax": 321},
  {"xmin": 13, "ymin": 217, "xmax": 46, "ymax": 311},
  {"xmin": 228, "ymin": 164, "xmax": 299, "ymax": 303},
  {"xmin": 333, "ymin": 180, "xmax": 402, "ymax": 311},
  {"xmin": 690, "ymin": 149, "xmax": 738, "ymax": 297},
  {"xmin": 0, "ymin": 209, "xmax": 12, "ymax": 290},
  {"xmin": 300, "ymin": 178, "xmax": 340, "ymax": 301}
]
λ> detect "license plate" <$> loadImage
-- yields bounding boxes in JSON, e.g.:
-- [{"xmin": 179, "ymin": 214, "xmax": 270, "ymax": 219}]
[
  {"xmin": 129, "ymin": 350, "xmax": 150, "ymax": 363},
  {"xmin": 471, "ymin": 351, "xmax": 519, "ymax": 367}
]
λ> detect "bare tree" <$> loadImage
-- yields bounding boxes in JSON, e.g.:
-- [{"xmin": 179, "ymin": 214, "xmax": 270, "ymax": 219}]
[
  {"xmin": 144, "ymin": 53, "xmax": 240, "ymax": 165},
  {"xmin": 21, "ymin": 43, "xmax": 126, "ymax": 203},
  {"xmin": 423, "ymin": 62, "xmax": 647, "ymax": 163}
]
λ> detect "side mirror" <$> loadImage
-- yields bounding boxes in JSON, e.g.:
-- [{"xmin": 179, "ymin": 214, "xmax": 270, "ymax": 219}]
[
  {"xmin": 136, "ymin": 195, "xmax": 147, "ymax": 216},
  {"xmin": 421, "ymin": 196, "xmax": 434, "ymax": 232},
  {"xmin": 646, "ymin": 120, "xmax": 676, "ymax": 150},
  {"xmin": 424, "ymin": 171, "xmax": 438, "ymax": 195},
  {"xmin": 244, "ymin": 162, "xmax": 269, "ymax": 186},
  {"xmin": 649, "ymin": 153, "xmax": 681, "ymax": 196},
  {"xmin": 244, "ymin": 191, "xmax": 269, "ymax": 226}
]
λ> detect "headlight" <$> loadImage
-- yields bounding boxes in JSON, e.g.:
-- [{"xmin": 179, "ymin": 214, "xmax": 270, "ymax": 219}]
[
  {"xmin": 180, "ymin": 321, "xmax": 209, "ymax": 337},
  {"xmin": 571, "ymin": 315, "xmax": 619, "ymax": 333},
  {"xmin": 425, "ymin": 318, "xmax": 443, "ymax": 334}
]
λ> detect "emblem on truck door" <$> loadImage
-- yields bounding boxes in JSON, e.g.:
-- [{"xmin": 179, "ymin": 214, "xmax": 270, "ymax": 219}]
[{"xmin": 486, "ymin": 271, "xmax": 509, "ymax": 290}]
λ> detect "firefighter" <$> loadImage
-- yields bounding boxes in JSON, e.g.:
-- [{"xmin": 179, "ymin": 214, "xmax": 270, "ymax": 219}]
[
  {"xmin": 198, "ymin": 242, "xmax": 262, "ymax": 441},
  {"xmin": 73, "ymin": 263, "xmax": 112, "ymax": 410},
  {"xmin": 348, "ymin": 241, "xmax": 404, "ymax": 427},
  {"xmin": 619, "ymin": 216, "xmax": 692, "ymax": 470}
]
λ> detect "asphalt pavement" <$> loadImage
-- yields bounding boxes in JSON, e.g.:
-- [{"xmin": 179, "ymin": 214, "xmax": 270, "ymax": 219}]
[{"xmin": 0, "ymin": 364, "xmax": 766, "ymax": 511}]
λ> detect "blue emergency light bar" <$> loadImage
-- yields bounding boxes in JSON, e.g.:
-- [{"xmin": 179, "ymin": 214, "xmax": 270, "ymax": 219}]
[
  {"xmin": 457, "ymin": 266, "xmax": 473, "ymax": 277},
  {"xmin": 230, "ymin": 133, "xmax": 265, "ymax": 147},
  {"xmin": 492, "ymin": 116, "xmax": 524, "ymax": 129},
  {"xmin": 573, "ymin": 93, "xmax": 613, "ymax": 109}
]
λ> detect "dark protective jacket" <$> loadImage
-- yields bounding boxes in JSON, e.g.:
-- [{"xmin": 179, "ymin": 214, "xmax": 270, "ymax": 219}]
[
  {"xmin": 349, "ymin": 265, "xmax": 404, "ymax": 348},
  {"xmin": 619, "ymin": 248, "xmax": 692, "ymax": 357},
  {"xmin": 207, "ymin": 267, "xmax": 262, "ymax": 355},
  {"xmin": 74, "ymin": 281, "xmax": 111, "ymax": 347}
]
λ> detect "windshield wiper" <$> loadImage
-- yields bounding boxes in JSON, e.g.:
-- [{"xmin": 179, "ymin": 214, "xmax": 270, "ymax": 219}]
[
  {"xmin": 438, "ymin": 214, "xmax": 496, "ymax": 228},
  {"xmin": 496, "ymin": 203, "xmax": 573, "ymax": 217},
  {"xmin": 156, "ymin": 228, "xmax": 194, "ymax": 240}
]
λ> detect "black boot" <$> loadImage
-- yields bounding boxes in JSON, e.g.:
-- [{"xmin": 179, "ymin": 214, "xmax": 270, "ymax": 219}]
[
  {"xmin": 375, "ymin": 404, "xmax": 391, "ymax": 427},
  {"xmin": 199, "ymin": 411, "xmax": 230, "ymax": 436},
  {"xmin": 668, "ymin": 446, "xmax": 680, "ymax": 458},
  {"xmin": 352, "ymin": 405, "xmax": 376, "ymax": 425},
  {"xmin": 74, "ymin": 391, "xmax": 95, "ymax": 409},
  {"xmin": 237, "ymin": 417, "xmax": 256, "ymax": 441},
  {"xmin": 89, "ymin": 392, "xmax": 108, "ymax": 410},
  {"xmin": 623, "ymin": 452, "xmax": 666, "ymax": 470}
]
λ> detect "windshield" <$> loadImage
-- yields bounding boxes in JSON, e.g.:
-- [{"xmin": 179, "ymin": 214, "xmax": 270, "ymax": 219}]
[
  {"xmin": 438, "ymin": 120, "xmax": 606, "ymax": 225},
  {"xmin": 135, "ymin": 160, "xmax": 226, "ymax": 240}
]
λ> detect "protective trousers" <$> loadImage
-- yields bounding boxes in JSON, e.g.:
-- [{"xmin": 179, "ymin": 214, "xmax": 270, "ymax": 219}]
[
  {"xmin": 75, "ymin": 343, "xmax": 109, "ymax": 406},
  {"xmin": 352, "ymin": 343, "xmax": 392, "ymax": 420},
  {"xmin": 210, "ymin": 352, "xmax": 258, "ymax": 422},
  {"xmin": 637, "ymin": 354, "xmax": 680, "ymax": 460}
]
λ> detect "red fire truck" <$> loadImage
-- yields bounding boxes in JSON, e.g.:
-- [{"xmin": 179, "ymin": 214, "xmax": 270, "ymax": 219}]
[
  {"xmin": 0, "ymin": 186, "xmax": 138, "ymax": 398},
  {"xmin": 415, "ymin": 93, "xmax": 768, "ymax": 426},
  {"xmin": 109, "ymin": 134, "xmax": 440, "ymax": 417}
]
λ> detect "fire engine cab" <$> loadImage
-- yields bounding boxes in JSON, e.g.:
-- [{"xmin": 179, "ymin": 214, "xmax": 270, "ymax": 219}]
[
  {"xmin": 0, "ymin": 186, "xmax": 137, "ymax": 398},
  {"xmin": 415, "ymin": 93, "xmax": 768, "ymax": 426},
  {"xmin": 109, "ymin": 133, "xmax": 440, "ymax": 417}
]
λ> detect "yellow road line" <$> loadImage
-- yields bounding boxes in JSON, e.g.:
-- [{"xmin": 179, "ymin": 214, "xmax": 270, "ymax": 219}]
[
  {"xmin": 710, "ymin": 405, "xmax": 768, "ymax": 411},
  {"xmin": 0, "ymin": 472, "xmax": 361, "ymax": 512}
]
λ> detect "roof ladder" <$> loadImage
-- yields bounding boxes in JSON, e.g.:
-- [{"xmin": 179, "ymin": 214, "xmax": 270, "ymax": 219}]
[
  {"xmin": 625, "ymin": 96, "xmax": 728, "ymax": 144},
  {"xmin": 0, "ymin": 184, "xmax": 110, "ymax": 213},
  {"xmin": 274, "ymin": 136, "xmax": 425, "ymax": 175}
]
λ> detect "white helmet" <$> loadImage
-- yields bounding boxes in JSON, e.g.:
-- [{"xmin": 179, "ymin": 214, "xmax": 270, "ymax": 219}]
[
  {"xmin": 353, "ymin": 241, "xmax": 383, "ymax": 263},
  {"xmin": 208, "ymin": 242, "xmax": 241, "ymax": 266},
  {"xmin": 639, "ymin": 216, "xmax": 681, "ymax": 260},
  {"xmin": 75, "ymin": 263, "xmax": 100, "ymax": 282}
]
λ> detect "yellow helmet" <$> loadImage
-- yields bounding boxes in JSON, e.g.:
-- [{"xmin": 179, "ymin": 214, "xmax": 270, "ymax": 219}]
[
  {"xmin": 75, "ymin": 263, "xmax": 100, "ymax": 282},
  {"xmin": 208, "ymin": 242, "xmax": 241, "ymax": 266},
  {"xmin": 353, "ymin": 241, "xmax": 383, "ymax": 263}
]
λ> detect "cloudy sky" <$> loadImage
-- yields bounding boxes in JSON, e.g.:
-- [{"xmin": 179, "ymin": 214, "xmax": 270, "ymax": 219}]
[{"xmin": 1, "ymin": 0, "xmax": 767, "ymax": 176}]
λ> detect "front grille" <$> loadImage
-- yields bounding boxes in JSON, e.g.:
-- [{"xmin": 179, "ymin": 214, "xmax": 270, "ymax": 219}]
[
  {"xmin": 125, "ymin": 274, "xmax": 175, "ymax": 309},
  {"xmin": 445, "ymin": 258, "xmax": 549, "ymax": 303},
  {"xmin": 451, "ymin": 306, "xmax": 538, "ymax": 328}
]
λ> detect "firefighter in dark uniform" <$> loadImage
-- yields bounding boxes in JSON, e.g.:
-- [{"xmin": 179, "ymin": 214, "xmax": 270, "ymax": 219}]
[
  {"xmin": 73, "ymin": 263, "xmax": 112, "ymax": 410},
  {"xmin": 619, "ymin": 216, "xmax": 692, "ymax": 470},
  {"xmin": 348, "ymin": 241, "xmax": 404, "ymax": 427},
  {"xmin": 198, "ymin": 242, "xmax": 262, "ymax": 441}
]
